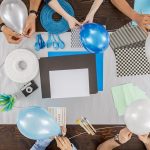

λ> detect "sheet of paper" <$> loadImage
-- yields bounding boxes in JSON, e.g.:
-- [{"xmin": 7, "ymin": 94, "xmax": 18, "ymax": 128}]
[
  {"xmin": 111, "ymin": 85, "xmax": 127, "ymax": 116},
  {"xmin": 48, "ymin": 107, "xmax": 66, "ymax": 127},
  {"xmin": 49, "ymin": 68, "xmax": 90, "ymax": 99}
]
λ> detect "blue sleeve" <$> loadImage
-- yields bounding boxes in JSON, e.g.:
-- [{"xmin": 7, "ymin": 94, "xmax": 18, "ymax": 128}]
[
  {"xmin": 30, "ymin": 139, "xmax": 53, "ymax": 150},
  {"xmin": 72, "ymin": 144, "xmax": 77, "ymax": 150},
  {"xmin": 44, "ymin": 0, "xmax": 52, "ymax": 4}
]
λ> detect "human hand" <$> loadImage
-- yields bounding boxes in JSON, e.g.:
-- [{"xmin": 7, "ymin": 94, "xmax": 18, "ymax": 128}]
[
  {"xmin": 67, "ymin": 16, "xmax": 81, "ymax": 29},
  {"xmin": 23, "ymin": 13, "xmax": 36, "ymax": 38},
  {"xmin": 133, "ymin": 13, "xmax": 150, "ymax": 32},
  {"xmin": 83, "ymin": 12, "xmax": 95, "ymax": 24},
  {"xmin": 138, "ymin": 134, "xmax": 150, "ymax": 145},
  {"xmin": 56, "ymin": 137, "xmax": 72, "ymax": 150},
  {"xmin": 118, "ymin": 128, "xmax": 132, "ymax": 144},
  {"xmin": 2, "ymin": 26, "xmax": 22, "ymax": 44},
  {"xmin": 61, "ymin": 126, "xmax": 67, "ymax": 136}
]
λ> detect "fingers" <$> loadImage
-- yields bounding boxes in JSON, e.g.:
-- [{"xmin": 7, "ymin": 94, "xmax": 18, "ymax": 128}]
[
  {"xmin": 8, "ymin": 37, "xmax": 22, "ymax": 44},
  {"xmin": 61, "ymin": 126, "xmax": 67, "ymax": 136},
  {"xmin": 76, "ymin": 20, "xmax": 82, "ymax": 26}
]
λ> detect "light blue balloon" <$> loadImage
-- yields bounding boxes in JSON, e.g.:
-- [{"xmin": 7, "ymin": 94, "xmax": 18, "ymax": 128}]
[
  {"xmin": 17, "ymin": 106, "xmax": 61, "ymax": 140},
  {"xmin": 80, "ymin": 23, "xmax": 110, "ymax": 53}
]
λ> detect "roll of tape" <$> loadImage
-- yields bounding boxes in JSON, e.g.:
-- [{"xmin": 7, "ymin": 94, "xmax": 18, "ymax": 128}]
[{"xmin": 4, "ymin": 49, "xmax": 39, "ymax": 83}]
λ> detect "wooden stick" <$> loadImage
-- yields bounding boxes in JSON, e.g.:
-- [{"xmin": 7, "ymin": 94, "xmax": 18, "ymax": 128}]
[
  {"xmin": 84, "ymin": 117, "xmax": 96, "ymax": 133},
  {"xmin": 81, "ymin": 119, "xmax": 95, "ymax": 135}
]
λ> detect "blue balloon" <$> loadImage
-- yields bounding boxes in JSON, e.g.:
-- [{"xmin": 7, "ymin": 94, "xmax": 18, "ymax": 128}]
[
  {"xmin": 80, "ymin": 23, "xmax": 110, "ymax": 53},
  {"xmin": 17, "ymin": 106, "xmax": 61, "ymax": 140}
]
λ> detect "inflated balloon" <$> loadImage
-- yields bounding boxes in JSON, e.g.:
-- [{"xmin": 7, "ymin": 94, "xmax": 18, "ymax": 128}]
[
  {"xmin": 0, "ymin": 0, "xmax": 28, "ymax": 34},
  {"xmin": 17, "ymin": 106, "xmax": 61, "ymax": 140},
  {"xmin": 80, "ymin": 23, "xmax": 110, "ymax": 53},
  {"xmin": 124, "ymin": 100, "xmax": 150, "ymax": 135}
]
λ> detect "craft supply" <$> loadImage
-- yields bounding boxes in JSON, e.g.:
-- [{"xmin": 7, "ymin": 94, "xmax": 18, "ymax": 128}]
[
  {"xmin": 4, "ymin": 49, "xmax": 39, "ymax": 83},
  {"xmin": 48, "ymin": 51, "xmax": 103, "ymax": 91},
  {"xmin": 0, "ymin": 0, "xmax": 28, "ymax": 34},
  {"xmin": 39, "ymin": 54, "xmax": 98, "ymax": 98},
  {"xmin": 48, "ymin": 107, "xmax": 66, "ymax": 127},
  {"xmin": 114, "ymin": 41, "xmax": 150, "ymax": 77},
  {"xmin": 71, "ymin": 28, "xmax": 83, "ymax": 48},
  {"xmin": 52, "ymin": 34, "xmax": 59, "ymax": 50},
  {"xmin": 34, "ymin": 34, "xmax": 45, "ymax": 51},
  {"xmin": 112, "ymin": 83, "xmax": 149, "ymax": 116},
  {"xmin": 80, "ymin": 23, "xmax": 109, "ymax": 53},
  {"xmin": 83, "ymin": 117, "xmax": 96, "ymax": 133},
  {"xmin": 76, "ymin": 117, "xmax": 96, "ymax": 135},
  {"xmin": 40, "ymin": 0, "xmax": 74, "ymax": 34},
  {"xmin": 46, "ymin": 33, "xmax": 53, "ymax": 48},
  {"xmin": 110, "ymin": 22, "xmax": 147, "ymax": 50},
  {"xmin": 0, "ymin": 94, "xmax": 16, "ymax": 112},
  {"xmin": 49, "ymin": 69, "xmax": 90, "ymax": 99},
  {"xmin": 56, "ymin": 34, "xmax": 65, "ymax": 49}
]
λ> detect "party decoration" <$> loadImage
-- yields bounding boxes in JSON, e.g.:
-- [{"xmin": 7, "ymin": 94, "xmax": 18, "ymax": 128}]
[
  {"xmin": 0, "ymin": 94, "xmax": 15, "ymax": 112},
  {"xmin": 124, "ymin": 100, "xmax": 150, "ymax": 135},
  {"xmin": 34, "ymin": 34, "xmax": 46, "ymax": 51},
  {"xmin": 0, "ymin": 0, "xmax": 28, "ymax": 34},
  {"xmin": 17, "ymin": 106, "xmax": 61, "ymax": 140},
  {"xmin": 40, "ymin": 0, "xmax": 74, "ymax": 34},
  {"xmin": 80, "ymin": 23, "xmax": 110, "ymax": 53},
  {"xmin": 4, "ymin": 49, "xmax": 39, "ymax": 83}
]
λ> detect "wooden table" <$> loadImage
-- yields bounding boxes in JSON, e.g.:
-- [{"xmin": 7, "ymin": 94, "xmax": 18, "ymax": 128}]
[
  {"xmin": 0, "ymin": 0, "xmax": 146, "ymax": 150},
  {"xmin": 0, "ymin": 0, "xmax": 133, "ymax": 31},
  {"xmin": 0, "ymin": 125, "xmax": 146, "ymax": 150}
]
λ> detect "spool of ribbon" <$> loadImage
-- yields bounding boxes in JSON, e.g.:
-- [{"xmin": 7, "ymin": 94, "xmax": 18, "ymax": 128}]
[{"xmin": 40, "ymin": 0, "xmax": 74, "ymax": 34}]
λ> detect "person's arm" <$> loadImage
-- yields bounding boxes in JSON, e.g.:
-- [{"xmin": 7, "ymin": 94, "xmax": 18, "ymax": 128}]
[
  {"xmin": 138, "ymin": 134, "xmax": 150, "ymax": 150},
  {"xmin": 97, "ymin": 138, "xmax": 119, "ymax": 150},
  {"xmin": 23, "ymin": 0, "xmax": 42, "ymax": 37},
  {"xmin": 111, "ymin": 0, "xmax": 150, "ymax": 32},
  {"xmin": 0, "ymin": 18, "xmax": 22, "ymax": 44},
  {"xmin": 83, "ymin": 0, "xmax": 103, "ymax": 24},
  {"xmin": 30, "ymin": 139, "xmax": 52, "ymax": 150},
  {"xmin": 46, "ymin": 0, "xmax": 81, "ymax": 29},
  {"xmin": 56, "ymin": 137, "xmax": 77, "ymax": 150},
  {"xmin": 97, "ymin": 128, "xmax": 132, "ymax": 150}
]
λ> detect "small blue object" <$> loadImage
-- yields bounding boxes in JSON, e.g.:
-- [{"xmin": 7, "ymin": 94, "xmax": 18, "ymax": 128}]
[
  {"xmin": 52, "ymin": 34, "xmax": 59, "ymax": 50},
  {"xmin": 40, "ymin": 0, "xmax": 75, "ymax": 34},
  {"xmin": 46, "ymin": 33, "xmax": 53, "ymax": 48},
  {"xmin": 80, "ymin": 23, "xmax": 110, "ymax": 53},
  {"xmin": 34, "ymin": 34, "xmax": 45, "ymax": 51},
  {"xmin": 56, "ymin": 34, "xmax": 65, "ymax": 49},
  {"xmin": 48, "ymin": 51, "xmax": 103, "ymax": 91},
  {"xmin": 17, "ymin": 106, "xmax": 61, "ymax": 140},
  {"xmin": 134, "ymin": 0, "xmax": 150, "ymax": 14}
]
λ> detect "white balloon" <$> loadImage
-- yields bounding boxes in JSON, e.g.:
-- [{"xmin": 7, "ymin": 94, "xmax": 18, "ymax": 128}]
[
  {"xmin": 0, "ymin": 0, "xmax": 28, "ymax": 34},
  {"xmin": 124, "ymin": 100, "xmax": 150, "ymax": 135}
]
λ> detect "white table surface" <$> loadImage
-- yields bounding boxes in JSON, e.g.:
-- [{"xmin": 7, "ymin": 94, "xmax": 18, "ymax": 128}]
[{"xmin": 0, "ymin": 32, "xmax": 150, "ymax": 124}]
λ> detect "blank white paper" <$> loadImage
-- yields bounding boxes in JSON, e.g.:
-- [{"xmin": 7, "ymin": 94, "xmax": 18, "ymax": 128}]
[{"xmin": 49, "ymin": 68, "xmax": 90, "ymax": 99}]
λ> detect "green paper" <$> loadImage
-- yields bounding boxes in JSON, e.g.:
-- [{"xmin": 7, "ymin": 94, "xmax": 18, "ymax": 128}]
[
  {"xmin": 112, "ymin": 85, "xmax": 127, "ymax": 116},
  {"xmin": 112, "ymin": 83, "xmax": 149, "ymax": 116}
]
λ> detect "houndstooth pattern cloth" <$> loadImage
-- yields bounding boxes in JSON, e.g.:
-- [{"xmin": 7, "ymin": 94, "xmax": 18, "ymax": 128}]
[
  {"xmin": 71, "ymin": 28, "xmax": 83, "ymax": 48},
  {"xmin": 114, "ymin": 41, "xmax": 150, "ymax": 77}
]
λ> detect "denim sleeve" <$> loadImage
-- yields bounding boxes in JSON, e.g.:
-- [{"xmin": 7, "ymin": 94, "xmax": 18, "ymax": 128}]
[
  {"xmin": 30, "ymin": 139, "xmax": 52, "ymax": 150},
  {"xmin": 72, "ymin": 144, "xmax": 77, "ymax": 150},
  {"xmin": 44, "ymin": 0, "xmax": 52, "ymax": 4}
]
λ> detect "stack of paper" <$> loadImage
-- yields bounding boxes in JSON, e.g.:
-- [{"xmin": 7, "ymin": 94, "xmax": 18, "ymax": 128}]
[
  {"xmin": 48, "ymin": 107, "xmax": 66, "ymax": 127},
  {"xmin": 112, "ymin": 83, "xmax": 149, "ymax": 116}
]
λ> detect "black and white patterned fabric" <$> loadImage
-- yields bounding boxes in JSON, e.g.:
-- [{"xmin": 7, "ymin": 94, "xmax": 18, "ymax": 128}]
[
  {"xmin": 114, "ymin": 41, "xmax": 150, "ymax": 77},
  {"xmin": 71, "ymin": 28, "xmax": 83, "ymax": 48},
  {"xmin": 110, "ymin": 22, "xmax": 147, "ymax": 49}
]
